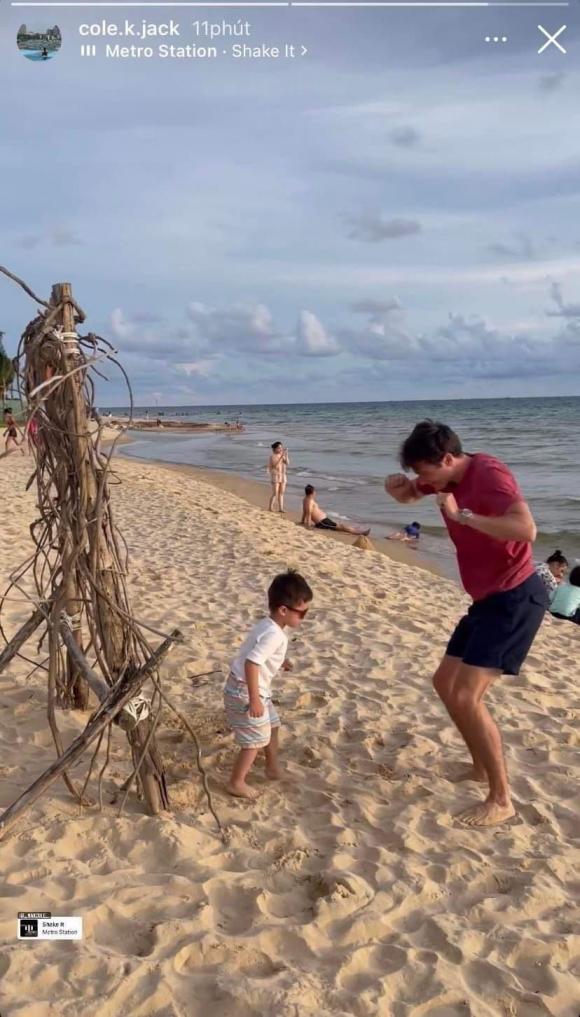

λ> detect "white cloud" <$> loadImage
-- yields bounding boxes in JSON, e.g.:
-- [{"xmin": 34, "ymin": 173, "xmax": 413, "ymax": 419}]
[
  {"xmin": 296, "ymin": 310, "xmax": 340, "ymax": 357},
  {"xmin": 187, "ymin": 301, "xmax": 289, "ymax": 355}
]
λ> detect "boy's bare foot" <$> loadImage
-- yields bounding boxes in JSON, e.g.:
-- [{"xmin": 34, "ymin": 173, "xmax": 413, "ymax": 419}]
[
  {"xmin": 457, "ymin": 799, "xmax": 515, "ymax": 827},
  {"xmin": 265, "ymin": 764, "xmax": 284, "ymax": 780},
  {"xmin": 227, "ymin": 782, "xmax": 259, "ymax": 800},
  {"xmin": 451, "ymin": 766, "xmax": 487, "ymax": 784}
]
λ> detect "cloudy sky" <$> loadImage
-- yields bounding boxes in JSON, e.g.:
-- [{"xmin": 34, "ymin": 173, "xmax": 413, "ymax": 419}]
[{"xmin": 2, "ymin": 4, "xmax": 580, "ymax": 404}]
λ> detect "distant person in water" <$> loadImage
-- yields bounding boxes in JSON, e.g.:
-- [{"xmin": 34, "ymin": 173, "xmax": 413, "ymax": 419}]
[
  {"xmin": 385, "ymin": 419, "xmax": 546, "ymax": 828},
  {"xmin": 3, "ymin": 409, "xmax": 25, "ymax": 456},
  {"xmin": 301, "ymin": 485, "xmax": 370, "ymax": 535},
  {"xmin": 388, "ymin": 521, "xmax": 421, "ymax": 546},
  {"xmin": 535, "ymin": 550, "xmax": 568, "ymax": 600},
  {"xmin": 550, "ymin": 565, "xmax": 580, "ymax": 624},
  {"xmin": 268, "ymin": 441, "xmax": 289, "ymax": 513}
]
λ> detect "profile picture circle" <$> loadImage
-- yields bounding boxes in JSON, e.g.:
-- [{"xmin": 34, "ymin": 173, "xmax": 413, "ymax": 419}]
[{"xmin": 17, "ymin": 24, "xmax": 62, "ymax": 61}]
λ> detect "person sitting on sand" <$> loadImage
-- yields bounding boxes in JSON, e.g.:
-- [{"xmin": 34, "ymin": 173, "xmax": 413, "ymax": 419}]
[
  {"xmin": 549, "ymin": 565, "xmax": 580, "ymax": 624},
  {"xmin": 535, "ymin": 550, "xmax": 568, "ymax": 600},
  {"xmin": 388, "ymin": 521, "xmax": 421, "ymax": 545},
  {"xmin": 301, "ymin": 484, "xmax": 370, "ymax": 536},
  {"xmin": 267, "ymin": 441, "xmax": 289, "ymax": 513},
  {"xmin": 3, "ymin": 408, "xmax": 25, "ymax": 456},
  {"xmin": 223, "ymin": 570, "xmax": 313, "ymax": 799}
]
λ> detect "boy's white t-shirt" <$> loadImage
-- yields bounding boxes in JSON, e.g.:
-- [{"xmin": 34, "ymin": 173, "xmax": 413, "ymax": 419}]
[{"xmin": 226, "ymin": 617, "xmax": 288, "ymax": 699}]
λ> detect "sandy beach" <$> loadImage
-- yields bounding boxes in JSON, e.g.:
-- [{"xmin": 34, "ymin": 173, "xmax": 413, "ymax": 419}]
[{"xmin": 0, "ymin": 447, "xmax": 579, "ymax": 1017}]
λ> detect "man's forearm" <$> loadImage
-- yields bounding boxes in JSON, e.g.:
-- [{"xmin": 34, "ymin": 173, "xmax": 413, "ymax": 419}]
[{"xmin": 465, "ymin": 513, "xmax": 536, "ymax": 542}]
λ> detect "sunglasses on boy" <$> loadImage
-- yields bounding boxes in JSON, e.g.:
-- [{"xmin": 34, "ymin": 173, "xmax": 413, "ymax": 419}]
[{"xmin": 283, "ymin": 604, "xmax": 309, "ymax": 618}]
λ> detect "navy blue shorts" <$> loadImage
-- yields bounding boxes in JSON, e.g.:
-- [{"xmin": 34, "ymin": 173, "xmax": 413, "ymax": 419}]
[{"xmin": 446, "ymin": 573, "xmax": 548, "ymax": 675}]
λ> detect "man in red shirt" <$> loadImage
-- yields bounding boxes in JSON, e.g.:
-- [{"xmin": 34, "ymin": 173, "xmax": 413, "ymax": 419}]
[{"xmin": 385, "ymin": 420, "xmax": 547, "ymax": 827}]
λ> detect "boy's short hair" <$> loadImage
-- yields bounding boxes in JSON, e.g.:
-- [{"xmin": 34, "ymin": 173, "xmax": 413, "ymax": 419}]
[
  {"xmin": 400, "ymin": 420, "xmax": 462, "ymax": 470},
  {"xmin": 304, "ymin": 484, "xmax": 314, "ymax": 495},
  {"xmin": 569, "ymin": 565, "xmax": 580, "ymax": 587},
  {"xmin": 268, "ymin": 570, "xmax": 313, "ymax": 611},
  {"xmin": 412, "ymin": 522, "xmax": 420, "ymax": 529},
  {"xmin": 271, "ymin": 441, "xmax": 282, "ymax": 450}
]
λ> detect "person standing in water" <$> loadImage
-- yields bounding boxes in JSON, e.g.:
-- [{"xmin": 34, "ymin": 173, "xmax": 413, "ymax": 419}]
[
  {"xmin": 267, "ymin": 441, "xmax": 289, "ymax": 513},
  {"xmin": 385, "ymin": 420, "xmax": 546, "ymax": 828}
]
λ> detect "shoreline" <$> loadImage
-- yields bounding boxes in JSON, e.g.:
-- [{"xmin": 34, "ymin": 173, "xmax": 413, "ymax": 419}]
[{"xmin": 116, "ymin": 434, "xmax": 448, "ymax": 581}]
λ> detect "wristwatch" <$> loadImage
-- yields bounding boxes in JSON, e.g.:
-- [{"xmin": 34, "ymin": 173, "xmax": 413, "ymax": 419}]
[{"xmin": 458, "ymin": 508, "xmax": 474, "ymax": 525}]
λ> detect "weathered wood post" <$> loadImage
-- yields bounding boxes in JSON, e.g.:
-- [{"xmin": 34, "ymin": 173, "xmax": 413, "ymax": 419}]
[{"xmin": 51, "ymin": 282, "xmax": 90, "ymax": 709}]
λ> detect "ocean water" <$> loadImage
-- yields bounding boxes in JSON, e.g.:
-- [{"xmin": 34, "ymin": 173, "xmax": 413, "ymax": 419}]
[{"xmin": 110, "ymin": 398, "xmax": 580, "ymax": 572}]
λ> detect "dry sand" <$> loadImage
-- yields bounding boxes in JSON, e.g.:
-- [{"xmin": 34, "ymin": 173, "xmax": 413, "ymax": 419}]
[{"xmin": 0, "ymin": 448, "xmax": 579, "ymax": 1017}]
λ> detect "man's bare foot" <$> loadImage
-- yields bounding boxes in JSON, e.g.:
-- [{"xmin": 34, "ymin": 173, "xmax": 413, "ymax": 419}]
[
  {"xmin": 265, "ymin": 765, "xmax": 284, "ymax": 781},
  {"xmin": 457, "ymin": 799, "xmax": 516, "ymax": 827},
  {"xmin": 451, "ymin": 766, "xmax": 487, "ymax": 784},
  {"xmin": 227, "ymin": 782, "xmax": 258, "ymax": 800}
]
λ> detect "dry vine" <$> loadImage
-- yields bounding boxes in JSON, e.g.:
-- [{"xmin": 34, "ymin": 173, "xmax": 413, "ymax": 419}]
[{"xmin": 0, "ymin": 266, "xmax": 224, "ymax": 840}]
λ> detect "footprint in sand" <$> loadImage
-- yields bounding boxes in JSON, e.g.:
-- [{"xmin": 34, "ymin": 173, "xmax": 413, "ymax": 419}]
[
  {"xmin": 299, "ymin": 747, "xmax": 322, "ymax": 768},
  {"xmin": 205, "ymin": 881, "xmax": 260, "ymax": 935},
  {"xmin": 295, "ymin": 691, "xmax": 328, "ymax": 709},
  {"xmin": 174, "ymin": 939, "xmax": 284, "ymax": 978},
  {"xmin": 93, "ymin": 913, "xmax": 158, "ymax": 957}
]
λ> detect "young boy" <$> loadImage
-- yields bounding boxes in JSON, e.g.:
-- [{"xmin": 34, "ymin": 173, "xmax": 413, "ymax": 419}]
[{"xmin": 224, "ymin": 569, "xmax": 313, "ymax": 799}]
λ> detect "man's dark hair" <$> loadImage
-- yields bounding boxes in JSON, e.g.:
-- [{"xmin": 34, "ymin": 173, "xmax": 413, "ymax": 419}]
[
  {"xmin": 547, "ymin": 550, "xmax": 568, "ymax": 566},
  {"xmin": 400, "ymin": 420, "xmax": 462, "ymax": 470},
  {"xmin": 568, "ymin": 565, "xmax": 580, "ymax": 588},
  {"xmin": 3, "ymin": 408, "xmax": 12, "ymax": 414},
  {"xmin": 304, "ymin": 484, "xmax": 314, "ymax": 495},
  {"xmin": 268, "ymin": 570, "xmax": 313, "ymax": 611},
  {"xmin": 412, "ymin": 522, "xmax": 420, "ymax": 529},
  {"xmin": 271, "ymin": 441, "xmax": 282, "ymax": 450}
]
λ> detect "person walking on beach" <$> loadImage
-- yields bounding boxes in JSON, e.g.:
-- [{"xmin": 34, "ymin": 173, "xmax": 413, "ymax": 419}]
[
  {"xmin": 385, "ymin": 420, "xmax": 547, "ymax": 828},
  {"xmin": 301, "ymin": 485, "xmax": 371, "ymax": 536},
  {"xmin": 224, "ymin": 570, "xmax": 313, "ymax": 799},
  {"xmin": 3, "ymin": 408, "xmax": 25, "ymax": 456},
  {"xmin": 268, "ymin": 441, "xmax": 289, "ymax": 513}
]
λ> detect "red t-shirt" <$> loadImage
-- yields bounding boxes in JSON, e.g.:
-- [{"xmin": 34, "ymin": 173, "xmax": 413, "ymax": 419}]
[{"xmin": 418, "ymin": 453, "xmax": 534, "ymax": 602}]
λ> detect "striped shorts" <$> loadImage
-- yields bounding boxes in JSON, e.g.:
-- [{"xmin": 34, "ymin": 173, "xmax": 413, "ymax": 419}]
[{"xmin": 224, "ymin": 691, "xmax": 280, "ymax": 748}]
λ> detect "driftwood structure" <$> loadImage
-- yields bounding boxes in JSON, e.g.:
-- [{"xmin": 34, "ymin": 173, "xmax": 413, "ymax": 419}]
[{"xmin": 0, "ymin": 267, "xmax": 223, "ymax": 839}]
